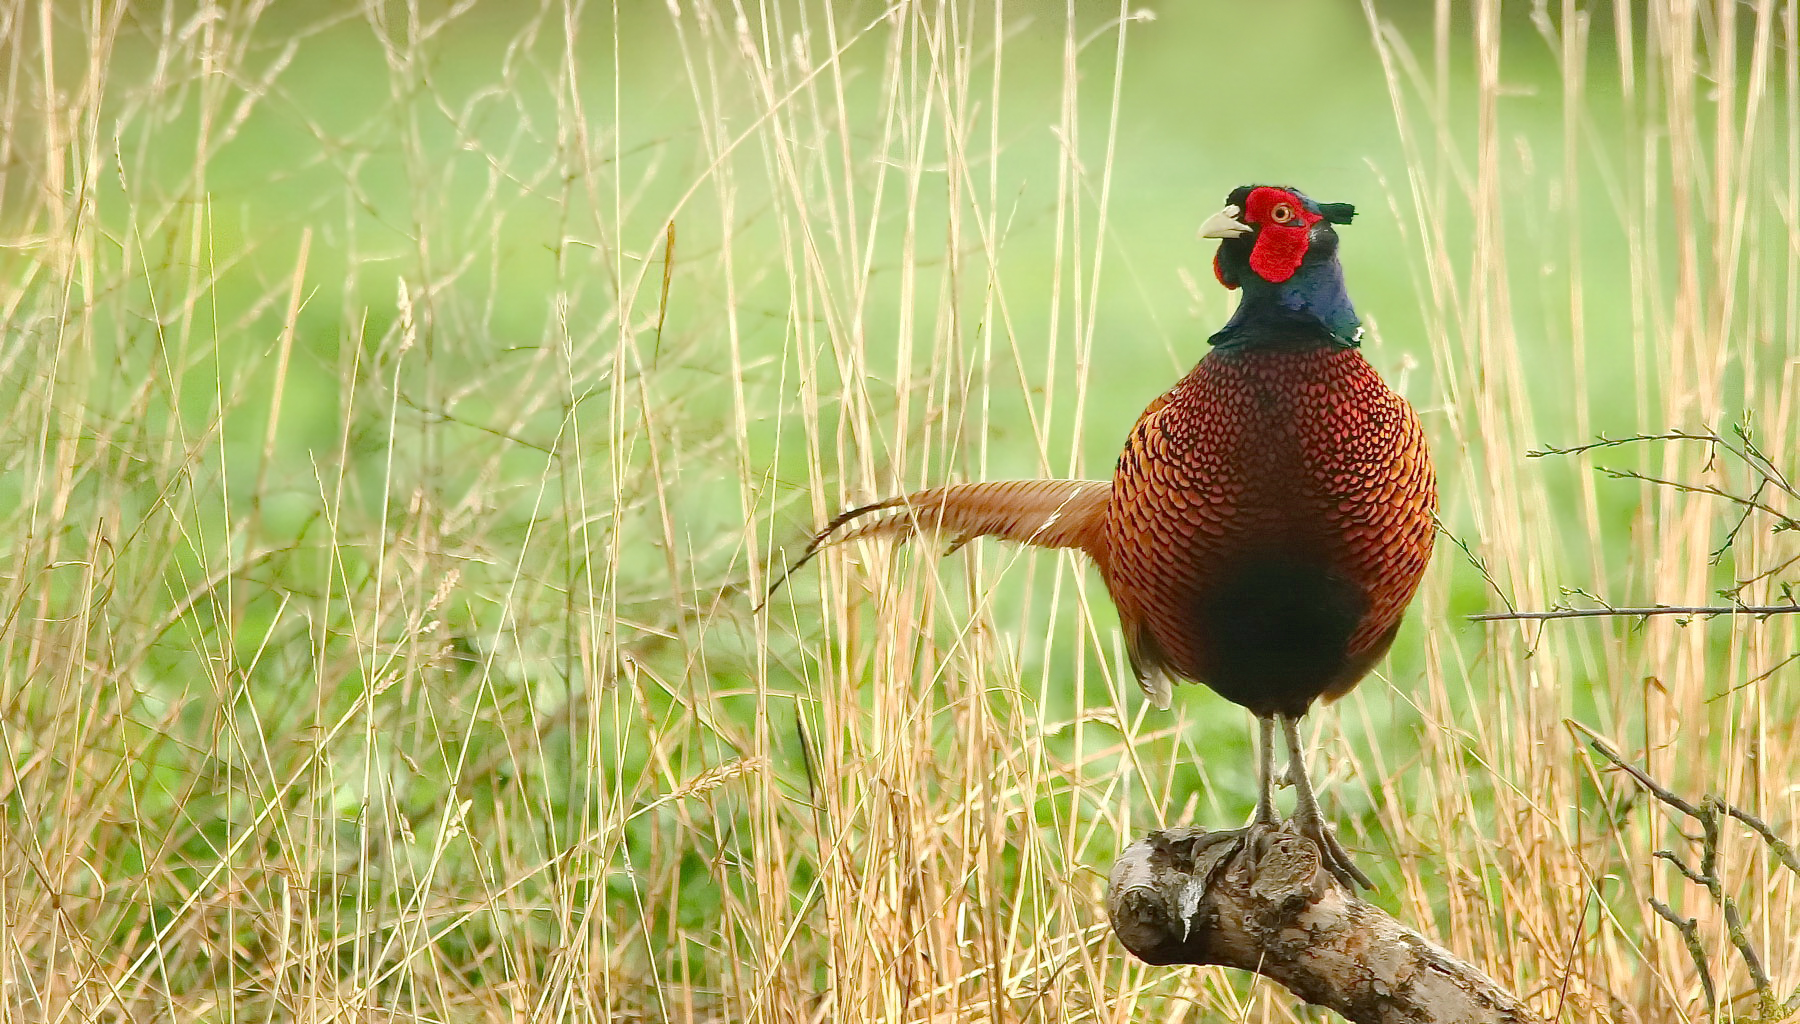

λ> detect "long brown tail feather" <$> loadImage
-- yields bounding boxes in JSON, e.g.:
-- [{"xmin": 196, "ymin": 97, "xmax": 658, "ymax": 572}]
[{"xmin": 759, "ymin": 479, "xmax": 1111, "ymax": 610}]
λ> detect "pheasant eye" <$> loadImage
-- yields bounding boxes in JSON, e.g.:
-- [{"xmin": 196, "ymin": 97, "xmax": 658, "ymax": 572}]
[{"xmin": 1269, "ymin": 203, "xmax": 1296, "ymax": 224}]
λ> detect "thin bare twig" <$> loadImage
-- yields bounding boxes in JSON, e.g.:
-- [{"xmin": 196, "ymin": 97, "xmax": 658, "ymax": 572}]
[
  {"xmin": 1471, "ymin": 604, "xmax": 1800, "ymax": 622},
  {"xmin": 1530, "ymin": 426, "xmax": 1800, "ymax": 505},
  {"xmin": 1647, "ymin": 898, "xmax": 1716, "ymax": 1015}
]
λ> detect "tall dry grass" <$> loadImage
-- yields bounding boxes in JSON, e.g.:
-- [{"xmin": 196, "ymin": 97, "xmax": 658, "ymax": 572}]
[
  {"xmin": 0, "ymin": 1, "xmax": 1794, "ymax": 1022},
  {"xmin": 1367, "ymin": 1, "xmax": 1800, "ymax": 1019}
]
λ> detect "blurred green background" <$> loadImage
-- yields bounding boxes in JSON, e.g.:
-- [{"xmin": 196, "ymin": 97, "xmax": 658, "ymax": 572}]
[{"xmin": 4, "ymin": 1, "xmax": 1791, "ymax": 1018}]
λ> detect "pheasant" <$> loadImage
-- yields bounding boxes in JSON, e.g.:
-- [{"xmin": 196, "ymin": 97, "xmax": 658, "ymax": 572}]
[{"xmin": 774, "ymin": 185, "xmax": 1436, "ymax": 888}]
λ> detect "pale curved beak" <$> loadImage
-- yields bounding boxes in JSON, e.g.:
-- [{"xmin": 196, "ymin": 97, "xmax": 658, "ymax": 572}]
[{"xmin": 1197, "ymin": 205, "xmax": 1251, "ymax": 239}]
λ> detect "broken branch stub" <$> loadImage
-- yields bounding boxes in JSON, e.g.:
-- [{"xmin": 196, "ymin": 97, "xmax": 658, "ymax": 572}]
[{"xmin": 1107, "ymin": 827, "xmax": 1544, "ymax": 1024}]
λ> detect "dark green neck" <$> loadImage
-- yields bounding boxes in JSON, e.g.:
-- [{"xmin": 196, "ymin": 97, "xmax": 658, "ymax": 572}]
[{"xmin": 1209, "ymin": 258, "xmax": 1363, "ymax": 350}]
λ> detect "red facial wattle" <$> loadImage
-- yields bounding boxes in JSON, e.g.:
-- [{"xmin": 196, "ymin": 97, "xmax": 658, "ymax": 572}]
[{"xmin": 1243, "ymin": 186, "xmax": 1322, "ymax": 284}]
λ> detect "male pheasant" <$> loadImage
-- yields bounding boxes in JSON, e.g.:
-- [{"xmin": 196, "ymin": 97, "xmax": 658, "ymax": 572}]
[{"xmin": 776, "ymin": 185, "xmax": 1436, "ymax": 888}]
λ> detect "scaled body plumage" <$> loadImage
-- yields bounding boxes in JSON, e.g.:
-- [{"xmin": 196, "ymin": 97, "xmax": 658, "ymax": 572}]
[{"xmin": 1103, "ymin": 343, "xmax": 1435, "ymax": 718}]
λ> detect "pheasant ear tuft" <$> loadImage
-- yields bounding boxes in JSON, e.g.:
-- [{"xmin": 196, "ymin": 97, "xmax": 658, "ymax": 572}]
[{"xmin": 1318, "ymin": 202, "xmax": 1356, "ymax": 225}]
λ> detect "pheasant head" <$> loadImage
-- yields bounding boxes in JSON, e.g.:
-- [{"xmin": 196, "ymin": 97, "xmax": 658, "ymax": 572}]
[{"xmin": 1199, "ymin": 184, "xmax": 1362, "ymax": 350}]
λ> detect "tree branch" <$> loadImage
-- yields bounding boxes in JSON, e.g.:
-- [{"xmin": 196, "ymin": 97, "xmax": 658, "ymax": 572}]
[
  {"xmin": 1108, "ymin": 827, "xmax": 1543, "ymax": 1024},
  {"xmin": 1586, "ymin": 737, "xmax": 1800, "ymax": 1017}
]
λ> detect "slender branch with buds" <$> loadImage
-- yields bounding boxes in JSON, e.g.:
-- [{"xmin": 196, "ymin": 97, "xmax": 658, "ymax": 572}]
[
  {"xmin": 1476, "ymin": 426, "xmax": 1799, "ymax": 626},
  {"xmin": 1471, "ymin": 604, "xmax": 1800, "ymax": 623}
]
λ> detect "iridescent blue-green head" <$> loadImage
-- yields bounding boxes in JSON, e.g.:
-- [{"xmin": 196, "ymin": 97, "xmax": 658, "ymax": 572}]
[{"xmin": 1201, "ymin": 184, "xmax": 1363, "ymax": 349}]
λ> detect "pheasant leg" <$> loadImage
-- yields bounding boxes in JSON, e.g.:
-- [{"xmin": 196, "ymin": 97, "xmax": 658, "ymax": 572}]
[
  {"xmin": 1189, "ymin": 716, "xmax": 1280, "ymax": 878},
  {"xmin": 1280, "ymin": 713, "xmax": 1374, "ymax": 891}
]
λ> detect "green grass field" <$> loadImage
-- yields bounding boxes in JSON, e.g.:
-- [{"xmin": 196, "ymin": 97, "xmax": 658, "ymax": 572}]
[{"xmin": 2, "ymin": 1, "xmax": 1796, "ymax": 1021}]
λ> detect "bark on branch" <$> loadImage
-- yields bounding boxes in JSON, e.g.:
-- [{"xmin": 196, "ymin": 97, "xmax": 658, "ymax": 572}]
[{"xmin": 1107, "ymin": 826, "xmax": 1544, "ymax": 1024}]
